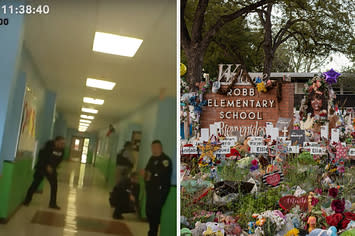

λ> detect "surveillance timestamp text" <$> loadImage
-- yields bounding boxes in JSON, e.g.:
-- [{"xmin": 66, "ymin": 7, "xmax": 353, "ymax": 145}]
[{"xmin": 1, "ymin": 4, "xmax": 50, "ymax": 15}]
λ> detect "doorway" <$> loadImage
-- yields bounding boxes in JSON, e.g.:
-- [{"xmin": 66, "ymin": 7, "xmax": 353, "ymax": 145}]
[{"xmin": 70, "ymin": 137, "xmax": 84, "ymax": 162}]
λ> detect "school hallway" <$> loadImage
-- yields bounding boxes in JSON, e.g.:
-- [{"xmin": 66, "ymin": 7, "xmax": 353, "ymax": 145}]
[
  {"xmin": 0, "ymin": 161, "xmax": 148, "ymax": 236},
  {"xmin": 0, "ymin": 0, "xmax": 176, "ymax": 235}
]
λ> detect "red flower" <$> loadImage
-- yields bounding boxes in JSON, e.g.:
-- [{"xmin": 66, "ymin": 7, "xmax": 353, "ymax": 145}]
[
  {"xmin": 311, "ymin": 197, "xmax": 319, "ymax": 206},
  {"xmin": 326, "ymin": 213, "xmax": 343, "ymax": 226},
  {"xmin": 328, "ymin": 188, "xmax": 338, "ymax": 198},
  {"xmin": 251, "ymin": 159, "xmax": 258, "ymax": 166},
  {"xmin": 344, "ymin": 212, "xmax": 355, "ymax": 221},
  {"xmin": 341, "ymin": 219, "xmax": 350, "ymax": 229},
  {"xmin": 331, "ymin": 199, "xmax": 345, "ymax": 213}
]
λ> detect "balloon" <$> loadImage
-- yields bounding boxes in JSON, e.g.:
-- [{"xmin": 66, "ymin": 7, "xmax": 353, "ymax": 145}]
[
  {"xmin": 181, "ymin": 63, "xmax": 187, "ymax": 77},
  {"xmin": 323, "ymin": 68, "xmax": 341, "ymax": 85}
]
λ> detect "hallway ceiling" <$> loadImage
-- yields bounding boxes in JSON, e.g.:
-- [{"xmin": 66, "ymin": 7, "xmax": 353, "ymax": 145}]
[{"xmin": 23, "ymin": 0, "xmax": 176, "ymax": 132}]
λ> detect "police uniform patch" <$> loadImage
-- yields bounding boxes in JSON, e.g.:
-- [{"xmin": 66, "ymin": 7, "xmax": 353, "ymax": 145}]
[{"xmin": 162, "ymin": 160, "xmax": 169, "ymax": 167}]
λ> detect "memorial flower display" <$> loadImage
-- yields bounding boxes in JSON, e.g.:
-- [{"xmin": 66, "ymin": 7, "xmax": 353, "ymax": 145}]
[{"xmin": 180, "ymin": 66, "xmax": 354, "ymax": 235}]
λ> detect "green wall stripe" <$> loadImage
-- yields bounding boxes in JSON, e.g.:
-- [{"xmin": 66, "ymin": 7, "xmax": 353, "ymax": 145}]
[{"xmin": 0, "ymin": 159, "xmax": 33, "ymax": 219}]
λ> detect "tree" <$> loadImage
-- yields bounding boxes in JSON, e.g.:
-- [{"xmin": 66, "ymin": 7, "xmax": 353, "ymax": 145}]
[
  {"xmin": 181, "ymin": 0, "xmax": 274, "ymax": 90},
  {"xmin": 182, "ymin": 0, "xmax": 355, "ymax": 88},
  {"xmin": 254, "ymin": 0, "xmax": 355, "ymax": 76}
]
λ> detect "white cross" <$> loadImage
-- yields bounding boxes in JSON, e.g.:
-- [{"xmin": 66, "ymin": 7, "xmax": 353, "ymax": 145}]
[{"xmin": 282, "ymin": 127, "xmax": 288, "ymax": 137}]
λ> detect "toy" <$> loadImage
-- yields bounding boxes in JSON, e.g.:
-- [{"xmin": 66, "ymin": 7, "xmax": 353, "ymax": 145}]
[
  {"xmin": 307, "ymin": 226, "xmax": 337, "ymax": 236},
  {"xmin": 181, "ymin": 228, "xmax": 192, "ymax": 236},
  {"xmin": 203, "ymin": 222, "xmax": 225, "ymax": 236},
  {"xmin": 307, "ymin": 216, "xmax": 317, "ymax": 233},
  {"xmin": 248, "ymin": 221, "xmax": 255, "ymax": 234},
  {"xmin": 191, "ymin": 222, "xmax": 207, "ymax": 236}
]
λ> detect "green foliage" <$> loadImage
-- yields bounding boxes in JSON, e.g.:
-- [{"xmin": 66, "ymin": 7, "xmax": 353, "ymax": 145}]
[
  {"xmin": 231, "ymin": 188, "xmax": 283, "ymax": 228},
  {"xmin": 218, "ymin": 161, "xmax": 250, "ymax": 182},
  {"xmin": 295, "ymin": 151, "xmax": 317, "ymax": 165},
  {"xmin": 182, "ymin": 0, "xmax": 355, "ymax": 75}
]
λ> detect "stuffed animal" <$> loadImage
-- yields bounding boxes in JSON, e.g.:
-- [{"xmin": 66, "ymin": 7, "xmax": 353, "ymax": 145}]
[
  {"xmin": 203, "ymin": 222, "xmax": 225, "ymax": 236},
  {"xmin": 307, "ymin": 226, "xmax": 337, "ymax": 236},
  {"xmin": 191, "ymin": 222, "xmax": 207, "ymax": 236},
  {"xmin": 181, "ymin": 228, "xmax": 192, "ymax": 236},
  {"xmin": 307, "ymin": 216, "xmax": 317, "ymax": 233}
]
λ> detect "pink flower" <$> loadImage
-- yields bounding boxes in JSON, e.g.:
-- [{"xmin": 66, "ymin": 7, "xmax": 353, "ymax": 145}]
[
  {"xmin": 337, "ymin": 166, "xmax": 345, "ymax": 173},
  {"xmin": 314, "ymin": 188, "xmax": 323, "ymax": 195}
]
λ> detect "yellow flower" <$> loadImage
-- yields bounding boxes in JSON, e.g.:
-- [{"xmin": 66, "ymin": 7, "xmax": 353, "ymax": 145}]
[
  {"xmin": 257, "ymin": 82, "xmax": 267, "ymax": 92},
  {"xmin": 285, "ymin": 228, "xmax": 299, "ymax": 236},
  {"xmin": 180, "ymin": 63, "xmax": 187, "ymax": 76}
]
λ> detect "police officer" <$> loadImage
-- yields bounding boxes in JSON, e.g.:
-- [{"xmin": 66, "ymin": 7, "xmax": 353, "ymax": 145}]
[
  {"xmin": 145, "ymin": 140, "xmax": 172, "ymax": 236},
  {"xmin": 24, "ymin": 136, "xmax": 65, "ymax": 209}
]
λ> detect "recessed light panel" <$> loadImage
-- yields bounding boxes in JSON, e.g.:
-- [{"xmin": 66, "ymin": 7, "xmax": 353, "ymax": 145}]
[
  {"xmin": 86, "ymin": 78, "xmax": 116, "ymax": 90},
  {"xmin": 80, "ymin": 119, "xmax": 92, "ymax": 124},
  {"xmin": 83, "ymin": 97, "xmax": 104, "ymax": 105},
  {"xmin": 93, "ymin": 32, "xmax": 143, "ymax": 57},
  {"xmin": 81, "ymin": 107, "xmax": 98, "ymax": 114},
  {"xmin": 80, "ymin": 115, "xmax": 95, "ymax": 120}
]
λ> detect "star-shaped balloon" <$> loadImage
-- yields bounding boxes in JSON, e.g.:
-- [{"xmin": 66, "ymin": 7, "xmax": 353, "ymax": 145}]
[{"xmin": 323, "ymin": 68, "xmax": 341, "ymax": 85}]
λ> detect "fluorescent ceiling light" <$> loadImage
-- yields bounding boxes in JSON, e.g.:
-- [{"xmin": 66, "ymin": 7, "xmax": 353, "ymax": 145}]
[
  {"xmin": 81, "ymin": 107, "xmax": 98, "ymax": 114},
  {"xmin": 79, "ymin": 123, "xmax": 90, "ymax": 127},
  {"xmin": 93, "ymin": 32, "xmax": 143, "ymax": 57},
  {"xmin": 80, "ymin": 115, "xmax": 95, "ymax": 120},
  {"xmin": 83, "ymin": 97, "xmax": 104, "ymax": 105},
  {"xmin": 78, "ymin": 128, "xmax": 87, "ymax": 132},
  {"xmin": 86, "ymin": 78, "xmax": 116, "ymax": 90},
  {"xmin": 80, "ymin": 119, "xmax": 92, "ymax": 124}
]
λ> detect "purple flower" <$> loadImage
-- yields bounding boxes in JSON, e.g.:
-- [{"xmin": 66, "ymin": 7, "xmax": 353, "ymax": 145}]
[
  {"xmin": 250, "ymin": 165, "xmax": 258, "ymax": 171},
  {"xmin": 323, "ymin": 68, "xmax": 341, "ymax": 85}
]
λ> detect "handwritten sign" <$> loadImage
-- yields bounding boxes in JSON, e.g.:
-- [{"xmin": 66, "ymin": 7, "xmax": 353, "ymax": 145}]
[
  {"xmin": 279, "ymin": 195, "xmax": 308, "ymax": 211},
  {"xmin": 248, "ymin": 137, "xmax": 264, "ymax": 146},
  {"xmin": 182, "ymin": 146, "xmax": 198, "ymax": 154},
  {"xmin": 221, "ymin": 137, "xmax": 237, "ymax": 147},
  {"xmin": 310, "ymin": 147, "xmax": 326, "ymax": 155},
  {"xmin": 250, "ymin": 145, "xmax": 268, "ymax": 154},
  {"xmin": 215, "ymin": 146, "xmax": 231, "ymax": 154}
]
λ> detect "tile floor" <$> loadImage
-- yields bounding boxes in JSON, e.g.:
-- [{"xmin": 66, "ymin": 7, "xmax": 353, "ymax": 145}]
[{"xmin": 0, "ymin": 162, "xmax": 148, "ymax": 236}]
